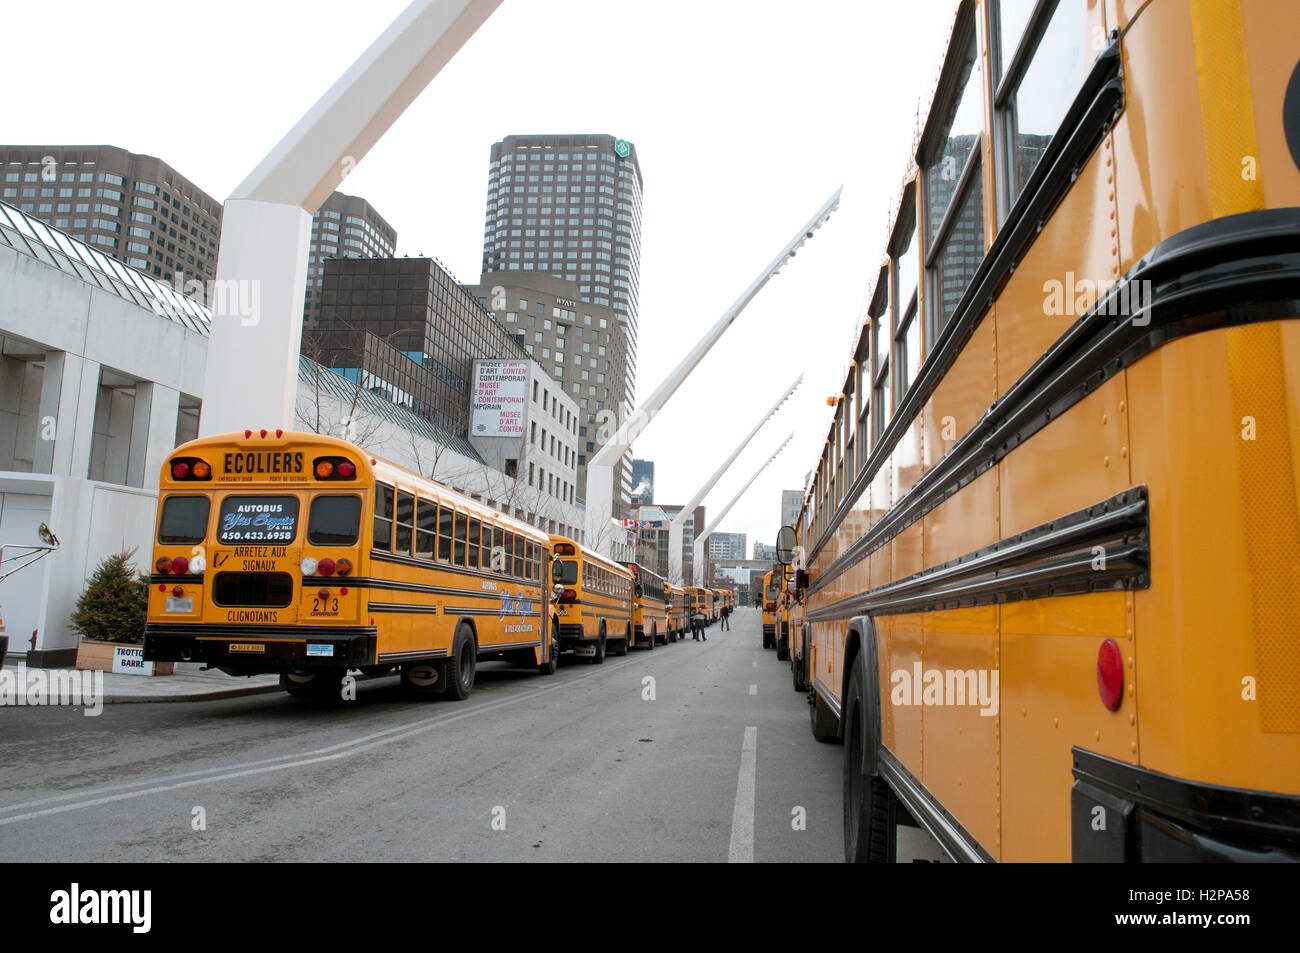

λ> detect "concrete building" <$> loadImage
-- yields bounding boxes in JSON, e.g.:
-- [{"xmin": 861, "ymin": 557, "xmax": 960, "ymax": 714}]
[
  {"xmin": 0, "ymin": 144, "xmax": 221, "ymax": 295},
  {"xmin": 312, "ymin": 256, "xmax": 529, "ymax": 439},
  {"xmin": 632, "ymin": 503, "xmax": 703, "ymax": 585},
  {"xmin": 303, "ymin": 191, "xmax": 397, "ymax": 329},
  {"xmin": 753, "ymin": 541, "xmax": 777, "ymax": 561},
  {"xmin": 466, "ymin": 273, "xmax": 631, "ymax": 503},
  {"xmin": 0, "ymin": 199, "xmax": 586, "ymax": 667},
  {"xmin": 708, "ymin": 532, "xmax": 747, "ymax": 561},
  {"xmin": 781, "ymin": 489, "xmax": 803, "ymax": 529}
]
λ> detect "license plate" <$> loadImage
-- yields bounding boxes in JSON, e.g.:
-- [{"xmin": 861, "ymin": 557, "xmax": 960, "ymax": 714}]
[
  {"xmin": 229, "ymin": 643, "xmax": 265, "ymax": 653},
  {"xmin": 306, "ymin": 644, "xmax": 334, "ymax": 657},
  {"xmin": 165, "ymin": 597, "xmax": 193, "ymax": 613},
  {"xmin": 574, "ymin": 645, "xmax": 595, "ymax": 656}
]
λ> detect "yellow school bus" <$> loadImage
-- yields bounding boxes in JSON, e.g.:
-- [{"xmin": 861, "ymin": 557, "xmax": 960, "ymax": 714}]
[
  {"xmin": 666, "ymin": 582, "xmax": 688, "ymax": 641},
  {"xmin": 550, "ymin": 535, "xmax": 633, "ymax": 662},
  {"xmin": 625, "ymin": 561, "xmax": 669, "ymax": 648},
  {"xmin": 775, "ymin": 566, "xmax": 794, "ymax": 662},
  {"xmin": 760, "ymin": 570, "xmax": 778, "ymax": 649},
  {"xmin": 142, "ymin": 431, "xmax": 556, "ymax": 700},
  {"xmin": 800, "ymin": 0, "xmax": 1300, "ymax": 861},
  {"xmin": 684, "ymin": 586, "xmax": 710, "ymax": 629}
]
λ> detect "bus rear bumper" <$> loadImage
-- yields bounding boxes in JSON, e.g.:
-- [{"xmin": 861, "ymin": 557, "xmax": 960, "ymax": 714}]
[
  {"xmin": 1071, "ymin": 748, "xmax": 1300, "ymax": 862},
  {"xmin": 143, "ymin": 623, "xmax": 378, "ymax": 672}
]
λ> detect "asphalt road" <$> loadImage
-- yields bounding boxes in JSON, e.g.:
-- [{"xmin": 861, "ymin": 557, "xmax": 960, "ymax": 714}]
[{"xmin": 0, "ymin": 607, "xmax": 844, "ymax": 862}]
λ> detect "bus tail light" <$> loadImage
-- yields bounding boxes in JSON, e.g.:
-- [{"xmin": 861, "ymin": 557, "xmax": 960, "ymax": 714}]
[
  {"xmin": 171, "ymin": 556, "xmax": 190, "ymax": 575},
  {"xmin": 557, "ymin": 588, "xmax": 576, "ymax": 604},
  {"xmin": 336, "ymin": 558, "xmax": 353, "ymax": 576},
  {"xmin": 156, "ymin": 557, "xmax": 171, "ymax": 574},
  {"xmin": 318, "ymin": 589, "xmax": 330, "ymax": 601},
  {"xmin": 170, "ymin": 457, "xmax": 212, "ymax": 481},
  {"xmin": 554, "ymin": 542, "xmax": 576, "ymax": 556},
  {"xmin": 1097, "ymin": 639, "xmax": 1124, "ymax": 711},
  {"xmin": 317, "ymin": 558, "xmax": 337, "ymax": 577},
  {"xmin": 313, "ymin": 456, "xmax": 357, "ymax": 481},
  {"xmin": 172, "ymin": 586, "xmax": 184, "ymax": 598},
  {"xmin": 300, "ymin": 557, "xmax": 319, "ymax": 576}
]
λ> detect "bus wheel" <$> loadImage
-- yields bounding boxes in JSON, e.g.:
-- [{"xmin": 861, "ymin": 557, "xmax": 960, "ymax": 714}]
[
  {"xmin": 647, "ymin": 623, "xmax": 657, "ymax": 651},
  {"xmin": 613, "ymin": 625, "xmax": 628, "ymax": 657},
  {"xmin": 792, "ymin": 654, "xmax": 805, "ymax": 692},
  {"xmin": 538, "ymin": 620, "xmax": 560, "ymax": 676},
  {"xmin": 593, "ymin": 627, "xmax": 607, "ymax": 665},
  {"xmin": 361, "ymin": 665, "xmax": 395, "ymax": 680},
  {"xmin": 445, "ymin": 625, "xmax": 477, "ymax": 700},
  {"xmin": 400, "ymin": 661, "xmax": 444, "ymax": 698},
  {"xmin": 809, "ymin": 687, "xmax": 840, "ymax": 744},
  {"xmin": 844, "ymin": 655, "xmax": 893, "ymax": 862},
  {"xmin": 777, "ymin": 632, "xmax": 790, "ymax": 662},
  {"xmin": 281, "ymin": 667, "xmax": 346, "ymax": 701}
]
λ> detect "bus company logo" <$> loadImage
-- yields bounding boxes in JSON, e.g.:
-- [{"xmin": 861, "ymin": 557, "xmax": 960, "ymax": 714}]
[
  {"xmin": 499, "ymin": 591, "xmax": 533, "ymax": 619},
  {"xmin": 890, "ymin": 663, "xmax": 999, "ymax": 717},
  {"xmin": 0, "ymin": 669, "xmax": 103, "ymax": 717},
  {"xmin": 1042, "ymin": 272, "xmax": 1152, "ymax": 325},
  {"xmin": 50, "ymin": 884, "xmax": 151, "ymax": 934}
]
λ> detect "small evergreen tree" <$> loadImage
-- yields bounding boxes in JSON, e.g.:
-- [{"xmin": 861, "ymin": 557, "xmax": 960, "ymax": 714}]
[{"xmin": 70, "ymin": 549, "xmax": 149, "ymax": 644}]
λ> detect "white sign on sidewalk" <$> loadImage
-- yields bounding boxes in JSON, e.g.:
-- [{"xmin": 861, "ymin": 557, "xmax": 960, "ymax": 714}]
[{"xmin": 112, "ymin": 645, "xmax": 156, "ymax": 676}]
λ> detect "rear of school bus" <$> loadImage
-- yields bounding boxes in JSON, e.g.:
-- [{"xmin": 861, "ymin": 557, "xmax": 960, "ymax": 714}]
[
  {"xmin": 760, "ymin": 571, "xmax": 777, "ymax": 649},
  {"xmin": 143, "ymin": 432, "xmax": 378, "ymax": 678}
]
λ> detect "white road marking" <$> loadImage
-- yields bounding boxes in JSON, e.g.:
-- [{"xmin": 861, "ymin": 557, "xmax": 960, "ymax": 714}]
[
  {"xmin": 0, "ymin": 655, "xmax": 641, "ymax": 826},
  {"xmin": 728, "ymin": 726, "xmax": 758, "ymax": 863},
  {"xmin": 748, "ymin": 684, "xmax": 757, "ymax": 695}
]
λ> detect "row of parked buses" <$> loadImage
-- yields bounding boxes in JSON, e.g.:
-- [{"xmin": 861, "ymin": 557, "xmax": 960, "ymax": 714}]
[
  {"xmin": 142, "ymin": 430, "xmax": 735, "ymax": 699},
  {"xmin": 781, "ymin": 0, "xmax": 1300, "ymax": 863}
]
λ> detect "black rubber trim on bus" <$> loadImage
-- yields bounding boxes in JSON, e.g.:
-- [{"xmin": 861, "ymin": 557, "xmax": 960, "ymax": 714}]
[
  {"xmin": 1071, "ymin": 748, "xmax": 1300, "ymax": 862},
  {"xmin": 878, "ymin": 749, "xmax": 996, "ymax": 863},
  {"xmin": 144, "ymin": 623, "xmax": 376, "ymax": 639},
  {"xmin": 806, "ymin": 35, "xmax": 1125, "ymax": 571},
  {"xmin": 808, "ymin": 206, "xmax": 1300, "ymax": 601},
  {"xmin": 807, "ymin": 488, "xmax": 1149, "ymax": 621}
]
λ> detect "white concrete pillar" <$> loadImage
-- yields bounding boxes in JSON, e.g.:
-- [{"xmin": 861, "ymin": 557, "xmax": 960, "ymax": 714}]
[
  {"xmin": 33, "ymin": 351, "xmax": 98, "ymax": 478},
  {"xmin": 127, "ymin": 381, "xmax": 180, "ymax": 489},
  {"xmin": 198, "ymin": 200, "xmax": 312, "ymax": 437}
]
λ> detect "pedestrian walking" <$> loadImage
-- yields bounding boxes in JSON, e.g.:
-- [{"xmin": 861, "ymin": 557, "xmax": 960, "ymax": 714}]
[
  {"xmin": 721, "ymin": 606, "xmax": 731, "ymax": 631},
  {"xmin": 692, "ymin": 609, "xmax": 705, "ymax": 641}
]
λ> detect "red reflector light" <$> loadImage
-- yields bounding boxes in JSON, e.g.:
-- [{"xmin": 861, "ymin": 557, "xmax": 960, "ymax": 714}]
[
  {"xmin": 171, "ymin": 556, "xmax": 189, "ymax": 575},
  {"xmin": 171, "ymin": 461, "xmax": 190, "ymax": 479},
  {"xmin": 172, "ymin": 586, "xmax": 184, "ymax": 598},
  {"xmin": 1097, "ymin": 638, "xmax": 1124, "ymax": 711},
  {"xmin": 276, "ymin": 429, "xmax": 283, "ymax": 438},
  {"xmin": 260, "ymin": 429, "xmax": 267, "ymax": 438},
  {"xmin": 318, "ymin": 589, "xmax": 330, "ymax": 601},
  {"xmin": 340, "ymin": 587, "xmax": 348, "ymax": 596},
  {"xmin": 317, "ymin": 558, "xmax": 336, "ymax": 577},
  {"xmin": 335, "ymin": 558, "xmax": 352, "ymax": 576},
  {"xmin": 156, "ymin": 557, "xmax": 170, "ymax": 574},
  {"xmin": 337, "ymin": 460, "xmax": 355, "ymax": 478},
  {"xmin": 244, "ymin": 429, "xmax": 252, "ymax": 438},
  {"xmin": 158, "ymin": 584, "xmax": 167, "ymax": 592}
]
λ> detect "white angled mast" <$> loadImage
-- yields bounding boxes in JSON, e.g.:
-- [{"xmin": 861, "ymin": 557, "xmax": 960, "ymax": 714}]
[{"xmin": 692, "ymin": 432, "xmax": 794, "ymax": 584}]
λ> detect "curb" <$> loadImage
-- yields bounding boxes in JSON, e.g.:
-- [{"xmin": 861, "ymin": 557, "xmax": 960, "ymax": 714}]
[{"xmin": 101, "ymin": 683, "xmax": 284, "ymax": 704}]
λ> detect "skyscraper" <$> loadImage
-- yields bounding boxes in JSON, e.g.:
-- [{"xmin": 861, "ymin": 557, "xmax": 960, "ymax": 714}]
[
  {"xmin": 631, "ymin": 459, "xmax": 655, "ymax": 504},
  {"xmin": 303, "ymin": 191, "xmax": 397, "ymax": 328},
  {"xmin": 478, "ymin": 134, "xmax": 643, "ymax": 508},
  {"xmin": 0, "ymin": 145, "xmax": 221, "ymax": 293}
]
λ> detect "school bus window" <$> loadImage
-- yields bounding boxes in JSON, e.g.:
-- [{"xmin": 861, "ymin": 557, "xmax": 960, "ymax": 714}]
[
  {"xmin": 467, "ymin": 518, "xmax": 481, "ymax": 570},
  {"xmin": 373, "ymin": 484, "xmax": 394, "ymax": 550},
  {"xmin": 496, "ymin": 529, "xmax": 509, "ymax": 574},
  {"xmin": 893, "ymin": 200, "xmax": 922, "ymax": 395},
  {"xmin": 308, "ymin": 495, "xmax": 362, "ymax": 546},
  {"xmin": 514, "ymin": 535, "xmax": 525, "ymax": 578},
  {"xmin": 554, "ymin": 556, "xmax": 578, "ymax": 585},
  {"xmin": 415, "ymin": 498, "xmax": 437, "ymax": 560},
  {"xmin": 438, "ymin": 504, "xmax": 454, "ymax": 563},
  {"xmin": 993, "ymin": 0, "xmax": 1088, "ymax": 214},
  {"xmin": 454, "ymin": 512, "xmax": 468, "ymax": 566},
  {"xmin": 528, "ymin": 542, "xmax": 540, "ymax": 582},
  {"xmin": 923, "ymin": 25, "xmax": 984, "ymax": 334},
  {"xmin": 395, "ymin": 491, "xmax": 415, "ymax": 556},
  {"xmin": 158, "ymin": 495, "xmax": 209, "ymax": 544}
]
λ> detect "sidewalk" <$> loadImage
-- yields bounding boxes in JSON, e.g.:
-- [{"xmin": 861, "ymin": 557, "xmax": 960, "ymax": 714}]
[{"xmin": 0, "ymin": 657, "xmax": 281, "ymax": 704}]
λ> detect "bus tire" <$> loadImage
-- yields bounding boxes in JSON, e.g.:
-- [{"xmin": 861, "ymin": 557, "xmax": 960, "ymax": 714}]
[
  {"xmin": 538, "ymin": 620, "xmax": 560, "ymax": 676},
  {"xmin": 792, "ymin": 654, "xmax": 803, "ymax": 692},
  {"xmin": 809, "ymin": 686, "xmax": 840, "ymax": 744},
  {"xmin": 647, "ymin": 623, "xmax": 657, "ymax": 651},
  {"xmin": 777, "ymin": 625, "xmax": 790, "ymax": 661},
  {"xmin": 592, "ymin": 626, "xmax": 607, "ymax": 665},
  {"xmin": 844, "ymin": 654, "xmax": 893, "ymax": 862},
  {"xmin": 445, "ymin": 625, "xmax": 477, "ymax": 700},
  {"xmin": 613, "ymin": 624, "xmax": 628, "ymax": 657}
]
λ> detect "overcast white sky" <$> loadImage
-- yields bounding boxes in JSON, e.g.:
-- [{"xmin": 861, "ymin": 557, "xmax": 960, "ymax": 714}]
[{"xmin": 6, "ymin": 0, "xmax": 958, "ymax": 558}]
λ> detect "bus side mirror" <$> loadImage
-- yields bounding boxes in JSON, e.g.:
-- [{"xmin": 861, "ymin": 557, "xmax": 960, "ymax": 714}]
[{"xmin": 775, "ymin": 525, "xmax": 797, "ymax": 566}]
